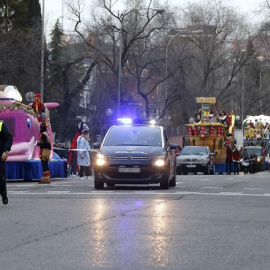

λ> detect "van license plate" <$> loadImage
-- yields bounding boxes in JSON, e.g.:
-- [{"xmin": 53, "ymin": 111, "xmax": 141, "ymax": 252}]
[{"xmin": 118, "ymin": 167, "xmax": 141, "ymax": 173}]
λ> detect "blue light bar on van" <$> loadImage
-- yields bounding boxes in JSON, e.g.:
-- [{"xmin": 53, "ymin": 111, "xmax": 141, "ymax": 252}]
[{"xmin": 117, "ymin": 118, "xmax": 132, "ymax": 125}]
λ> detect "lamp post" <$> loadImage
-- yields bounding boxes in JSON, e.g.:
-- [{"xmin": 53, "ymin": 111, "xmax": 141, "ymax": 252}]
[
  {"xmin": 242, "ymin": 56, "xmax": 266, "ymax": 125},
  {"xmin": 259, "ymin": 67, "xmax": 263, "ymax": 113},
  {"xmin": 258, "ymin": 56, "xmax": 265, "ymax": 114},
  {"xmin": 117, "ymin": 24, "xmax": 122, "ymax": 118},
  {"xmin": 117, "ymin": 7, "xmax": 165, "ymax": 118},
  {"xmin": 40, "ymin": 0, "xmax": 45, "ymax": 102},
  {"xmin": 241, "ymin": 65, "xmax": 246, "ymax": 129}
]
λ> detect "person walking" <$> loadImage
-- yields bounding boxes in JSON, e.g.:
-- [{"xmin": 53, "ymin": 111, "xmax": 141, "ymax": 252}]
[
  {"xmin": 77, "ymin": 129, "xmax": 91, "ymax": 179},
  {"xmin": 249, "ymin": 151, "xmax": 257, "ymax": 174},
  {"xmin": 0, "ymin": 121, "xmax": 13, "ymax": 205},
  {"xmin": 37, "ymin": 123, "xmax": 52, "ymax": 184},
  {"xmin": 225, "ymin": 146, "xmax": 233, "ymax": 175},
  {"xmin": 242, "ymin": 149, "xmax": 250, "ymax": 174},
  {"xmin": 232, "ymin": 146, "xmax": 240, "ymax": 175}
]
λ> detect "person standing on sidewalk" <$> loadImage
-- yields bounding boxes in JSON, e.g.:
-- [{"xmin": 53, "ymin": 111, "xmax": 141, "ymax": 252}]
[
  {"xmin": 0, "ymin": 121, "xmax": 13, "ymax": 205},
  {"xmin": 77, "ymin": 129, "xmax": 91, "ymax": 179},
  {"xmin": 232, "ymin": 146, "xmax": 240, "ymax": 175}
]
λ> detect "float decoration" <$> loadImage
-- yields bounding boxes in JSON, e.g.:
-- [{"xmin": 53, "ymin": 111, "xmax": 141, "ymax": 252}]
[{"xmin": 186, "ymin": 97, "xmax": 235, "ymax": 163}]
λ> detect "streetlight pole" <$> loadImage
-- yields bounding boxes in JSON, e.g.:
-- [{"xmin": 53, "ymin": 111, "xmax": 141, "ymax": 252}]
[
  {"xmin": 259, "ymin": 67, "xmax": 263, "ymax": 114},
  {"xmin": 40, "ymin": 0, "xmax": 45, "ymax": 102},
  {"xmin": 241, "ymin": 65, "xmax": 246, "ymax": 129},
  {"xmin": 117, "ymin": 25, "xmax": 122, "ymax": 118}
]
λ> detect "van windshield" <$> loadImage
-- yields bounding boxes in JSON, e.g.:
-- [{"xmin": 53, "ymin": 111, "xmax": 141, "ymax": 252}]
[
  {"xmin": 246, "ymin": 149, "xmax": 262, "ymax": 156},
  {"xmin": 103, "ymin": 126, "xmax": 162, "ymax": 147}
]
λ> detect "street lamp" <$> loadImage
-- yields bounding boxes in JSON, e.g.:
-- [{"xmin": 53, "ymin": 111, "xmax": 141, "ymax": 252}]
[
  {"xmin": 258, "ymin": 56, "xmax": 266, "ymax": 114},
  {"xmin": 241, "ymin": 56, "xmax": 266, "ymax": 126},
  {"xmin": 117, "ymin": 7, "xmax": 165, "ymax": 118},
  {"xmin": 40, "ymin": 0, "xmax": 45, "ymax": 102}
]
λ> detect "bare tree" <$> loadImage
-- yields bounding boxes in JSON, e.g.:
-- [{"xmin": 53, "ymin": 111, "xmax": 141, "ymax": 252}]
[
  {"xmin": 164, "ymin": 0, "xmax": 249, "ymax": 128},
  {"xmin": 66, "ymin": 0, "xmax": 172, "ymax": 125}
]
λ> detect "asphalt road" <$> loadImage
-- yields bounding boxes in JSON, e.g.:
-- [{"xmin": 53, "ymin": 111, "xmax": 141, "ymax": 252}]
[{"xmin": 1, "ymin": 172, "xmax": 270, "ymax": 270}]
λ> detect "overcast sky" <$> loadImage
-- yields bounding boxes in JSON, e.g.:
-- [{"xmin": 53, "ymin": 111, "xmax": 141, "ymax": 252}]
[{"xmin": 41, "ymin": 0, "xmax": 264, "ymax": 36}]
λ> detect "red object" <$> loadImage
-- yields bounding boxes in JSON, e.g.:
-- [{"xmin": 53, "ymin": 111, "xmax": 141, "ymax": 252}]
[
  {"xmin": 194, "ymin": 126, "xmax": 198, "ymax": 136},
  {"xmin": 31, "ymin": 100, "xmax": 45, "ymax": 113},
  {"xmin": 226, "ymin": 150, "xmax": 233, "ymax": 162},
  {"xmin": 200, "ymin": 126, "xmax": 205, "ymax": 136},
  {"xmin": 189, "ymin": 126, "xmax": 193, "ymax": 136},
  {"xmin": 210, "ymin": 126, "xmax": 214, "ymax": 136},
  {"xmin": 34, "ymin": 93, "xmax": 41, "ymax": 98},
  {"xmin": 233, "ymin": 149, "xmax": 240, "ymax": 161},
  {"xmin": 226, "ymin": 114, "xmax": 232, "ymax": 126},
  {"xmin": 67, "ymin": 131, "xmax": 82, "ymax": 165}
]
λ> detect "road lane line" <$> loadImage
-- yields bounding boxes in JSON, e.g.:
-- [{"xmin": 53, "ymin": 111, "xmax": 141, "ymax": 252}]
[
  {"xmin": 201, "ymin": 187, "xmax": 222, "ymax": 189},
  {"xmin": 47, "ymin": 191, "xmax": 71, "ymax": 194},
  {"xmin": 200, "ymin": 179, "xmax": 211, "ymax": 181},
  {"xmin": 8, "ymin": 191, "xmax": 270, "ymax": 197},
  {"xmin": 244, "ymin": 188, "xmax": 263, "ymax": 190}
]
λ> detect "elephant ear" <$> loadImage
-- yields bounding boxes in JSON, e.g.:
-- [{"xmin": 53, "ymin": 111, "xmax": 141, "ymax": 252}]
[{"xmin": 44, "ymin": 103, "xmax": 59, "ymax": 110}]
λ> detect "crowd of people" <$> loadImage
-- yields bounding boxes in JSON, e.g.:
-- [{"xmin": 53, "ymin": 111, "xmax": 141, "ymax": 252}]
[
  {"xmin": 244, "ymin": 120, "xmax": 270, "ymax": 140},
  {"xmin": 225, "ymin": 146, "xmax": 258, "ymax": 175},
  {"xmin": 52, "ymin": 117, "xmax": 94, "ymax": 179}
]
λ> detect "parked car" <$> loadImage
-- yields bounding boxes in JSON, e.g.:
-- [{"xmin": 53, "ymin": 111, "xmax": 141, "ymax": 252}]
[
  {"xmin": 176, "ymin": 146, "xmax": 215, "ymax": 175},
  {"xmin": 93, "ymin": 120, "xmax": 178, "ymax": 189}
]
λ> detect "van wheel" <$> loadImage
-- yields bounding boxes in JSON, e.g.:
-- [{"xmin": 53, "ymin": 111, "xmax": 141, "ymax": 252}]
[
  {"xmin": 169, "ymin": 174, "xmax": 176, "ymax": 187},
  {"xmin": 160, "ymin": 174, "xmax": 169, "ymax": 189},
  {"xmin": 94, "ymin": 178, "xmax": 104, "ymax": 189}
]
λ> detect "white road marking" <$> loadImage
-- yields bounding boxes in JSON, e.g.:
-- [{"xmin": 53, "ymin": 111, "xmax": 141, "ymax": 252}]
[
  {"xmin": 201, "ymin": 187, "xmax": 223, "ymax": 189},
  {"xmin": 220, "ymin": 192, "xmax": 243, "ymax": 195},
  {"xmin": 200, "ymin": 179, "xmax": 211, "ymax": 181},
  {"xmin": 7, "ymin": 184, "xmax": 36, "ymax": 187},
  {"xmin": 50, "ymin": 185, "xmax": 71, "ymax": 187},
  {"xmin": 47, "ymin": 191, "xmax": 71, "ymax": 194},
  {"xmin": 244, "ymin": 188, "xmax": 263, "ymax": 190},
  {"xmin": 6, "ymin": 191, "xmax": 270, "ymax": 197}
]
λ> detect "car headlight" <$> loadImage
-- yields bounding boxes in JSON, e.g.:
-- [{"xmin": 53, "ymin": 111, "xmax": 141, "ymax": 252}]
[
  {"xmin": 153, "ymin": 158, "xmax": 165, "ymax": 167},
  {"xmin": 177, "ymin": 159, "xmax": 183, "ymax": 164},
  {"xmin": 96, "ymin": 153, "xmax": 107, "ymax": 166}
]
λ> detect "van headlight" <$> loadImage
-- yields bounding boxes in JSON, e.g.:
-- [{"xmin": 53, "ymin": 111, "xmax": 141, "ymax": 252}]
[
  {"xmin": 96, "ymin": 153, "xmax": 107, "ymax": 166},
  {"xmin": 153, "ymin": 158, "xmax": 165, "ymax": 167}
]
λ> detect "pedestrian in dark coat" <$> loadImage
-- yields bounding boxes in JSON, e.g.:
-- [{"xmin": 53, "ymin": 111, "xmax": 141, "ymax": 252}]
[
  {"xmin": 242, "ymin": 149, "xmax": 249, "ymax": 174},
  {"xmin": 0, "ymin": 121, "xmax": 13, "ymax": 205},
  {"xmin": 249, "ymin": 151, "xmax": 257, "ymax": 174},
  {"xmin": 225, "ymin": 146, "xmax": 233, "ymax": 175},
  {"xmin": 232, "ymin": 146, "xmax": 240, "ymax": 175}
]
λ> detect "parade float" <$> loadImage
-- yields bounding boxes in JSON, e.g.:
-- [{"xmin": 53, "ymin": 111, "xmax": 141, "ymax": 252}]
[
  {"xmin": 186, "ymin": 97, "xmax": 235, "ymax": 173},
  {"xmin": 0, "ymin": 85, "xmax": 67, "ymax": 180},
  {"xmin": 242, "ymin": 115, "xmax": 270, "ymax": 167}
]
